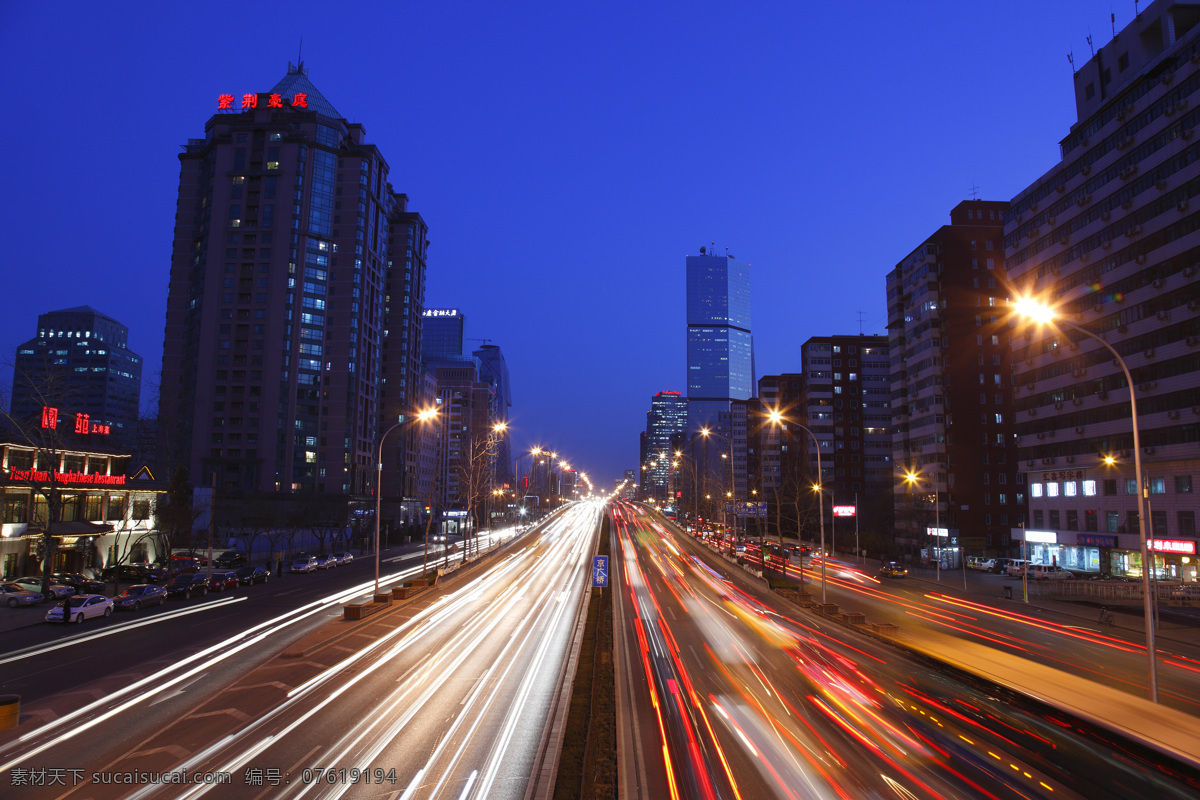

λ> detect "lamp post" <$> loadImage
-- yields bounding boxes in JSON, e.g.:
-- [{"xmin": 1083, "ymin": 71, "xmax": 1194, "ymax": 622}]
[
  {"xmin": 1016, "ymin": 297, "xmax": 1157, "ymax": 703},
  {"xmin": 375, "ymin": 407, "xmax": 436, "ymax": 597},
  {"xmin": 769, "ymin": 411, "xmax": 826, "ymax": 602},
  {"xmin": 904, "ymin": 470, "xmax": 940, "ymax": 582},
  {"xmin": 700, "ymin": 426, "xmax": 737, "ymax": 550}
]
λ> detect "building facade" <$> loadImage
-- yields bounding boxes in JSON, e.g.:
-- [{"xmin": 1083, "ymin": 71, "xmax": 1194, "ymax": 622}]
[
  {"xmin": 1, "ymin": 409, "xmax": 165, "ymax": 580},
  {"xmin": 888, "ymin": 200, "xmax": 1023, "ymax": 565},
  {"xmin": 1006, "ymin": 0, "xmax": 1200, "ymax": 581},
  {"xmin": 159, "ymin": 63, "xmax": 414, "ymax": 499},
  {"xmin": 11, "ymin": 307, "xmax": 143, "ymax": 448},
  {"xmin": 421, "ymin": 308, "xmax": 465, "ymax": 359}
]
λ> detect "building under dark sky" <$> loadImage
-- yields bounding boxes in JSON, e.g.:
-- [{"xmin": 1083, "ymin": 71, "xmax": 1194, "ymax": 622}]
[
  {"xmin": 158, "ymin": 62, "xmax": 404, "ymax": 495},
  {"xmin": 10, "ymin": 306, "xmax": 142, "ymax": 448}
]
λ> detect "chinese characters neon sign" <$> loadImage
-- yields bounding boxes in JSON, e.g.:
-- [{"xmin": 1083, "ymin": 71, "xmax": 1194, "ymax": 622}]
[
  {"xmin": 218, "ymin": 92, "xmax": 307, "ymax": 111},
  {"xmin": 40, "ymin": 407, "xmax": 109, "ymax": 435},
  {"xmin": 1149, "ymin": 539, "xmax": 1197, "ymax": 555}
]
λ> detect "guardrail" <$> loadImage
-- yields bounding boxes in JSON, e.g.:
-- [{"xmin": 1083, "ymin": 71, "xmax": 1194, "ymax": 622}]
[{"xmin": 1042, "ymin": 579, "xmax": 1200, "ymax": 606}]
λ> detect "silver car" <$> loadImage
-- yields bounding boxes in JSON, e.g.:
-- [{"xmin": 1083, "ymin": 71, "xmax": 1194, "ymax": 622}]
[{"xmin": 1, "ymin": 582, "xmax": 45, "ymax": 607}]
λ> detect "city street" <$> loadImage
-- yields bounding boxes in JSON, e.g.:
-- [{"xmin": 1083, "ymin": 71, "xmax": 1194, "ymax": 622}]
[
  {"xmin": 613, "ymin": 502, "xmax": 1200, "ymax": 799},
  {"xmin": 0, "ymin": 505, "xmax": 601, "ymax": 799}
]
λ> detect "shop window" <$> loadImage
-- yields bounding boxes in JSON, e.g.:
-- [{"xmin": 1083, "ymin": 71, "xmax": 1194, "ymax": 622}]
[
  {"xmin": 84, "ymin": 495, "xmax": 102, "ymax": 521},
  {"xmin": 1176, "ymin": 476, "xmax": 1193, "ymax": 494}
]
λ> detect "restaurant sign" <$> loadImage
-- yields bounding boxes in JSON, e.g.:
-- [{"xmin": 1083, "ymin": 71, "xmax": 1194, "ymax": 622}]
[{"xmin": 6, "ymin": 469, "xmax": 126, "ymax": 486}]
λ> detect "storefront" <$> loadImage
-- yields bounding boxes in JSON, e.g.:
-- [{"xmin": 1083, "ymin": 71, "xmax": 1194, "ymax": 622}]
[
  {"xmin": 1109, "ymin": 538, "xmax": 1199, "ymax": 583},
  {"xmin": 1012, "ymin": 529, "xmax": 1104, "ymax": 574}
]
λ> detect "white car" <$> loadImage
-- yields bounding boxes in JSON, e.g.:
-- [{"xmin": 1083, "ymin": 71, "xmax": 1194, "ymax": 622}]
[
  {"xmin": 332, "ymin": 551, "xmax": 354, "ymax": 565},
  {"xmin": 13, "ymin": 577, "xmax": 74, "ymax": 599},
  {"xmin": 1030, "ymin": 564, "xmax": 1073, "ymax": 581},
  {"xmin": 1005, "ymin": 560, "xmax": 1029, "ymax": 577},
  {"xmin": 45, "ymin": 594, "xmax": 114, "ymax": 623}
]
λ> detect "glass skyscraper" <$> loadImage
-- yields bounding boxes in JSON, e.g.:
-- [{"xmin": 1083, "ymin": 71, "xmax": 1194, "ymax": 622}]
[{"xmin": 685, "ymin": 253, "xmax": 754, "ymax": 434}]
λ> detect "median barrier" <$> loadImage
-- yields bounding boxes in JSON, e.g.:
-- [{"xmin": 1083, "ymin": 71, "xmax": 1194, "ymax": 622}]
[
  {"xmin": 842, "ymin": 611, "xmax": 866, "ymax": 625},
  {"xmin": 343, "ymin": 598, "xmax": 389, "ymax": 621}
]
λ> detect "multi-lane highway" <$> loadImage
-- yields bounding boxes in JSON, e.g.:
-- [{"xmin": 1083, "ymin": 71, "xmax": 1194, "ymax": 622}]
[
  {"xmin": 612, "ymin": 502, "xmax": 1200, "ymax": 799},
  {"xmin": 1, "ymin": 502, "xmax": 603, "ymax": 800}
]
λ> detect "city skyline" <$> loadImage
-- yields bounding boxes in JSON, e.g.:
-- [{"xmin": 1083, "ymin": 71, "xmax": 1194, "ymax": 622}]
[{"xmin": 0, "ymin": 0, "xmax": 1130, "ymax": 486}]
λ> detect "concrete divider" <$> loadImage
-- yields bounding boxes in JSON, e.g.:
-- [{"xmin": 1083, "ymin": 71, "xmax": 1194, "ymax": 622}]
[{"xmin": 0, "ymin": 695, "xmax": 19, "ymax": 730}]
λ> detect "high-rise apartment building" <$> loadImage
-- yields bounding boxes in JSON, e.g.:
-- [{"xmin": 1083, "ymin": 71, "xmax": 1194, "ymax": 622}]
[
  {"xmin": 159, "ymin": 63, "xmax": 413, "ymax": 496},
  {"xmin": 642, "ymin": 390, "xmax": 687, "ymax": 503},
  {"xmin": 11, "ymin": 307, "xmax": 143, "ymax": 448},
  {"xmin": 1006, "ymin": 0, "xmax": 1200, "ymax": 581},
  {"xmin": 796, "ymin": 336, "xmax": 892, "ymax": 534},
  {"xmin": 378, "ymin": 193, "xmax": 429, "ymax": 526},
  {"xmin": 888, "ymin": 200, "xmax": 1022, "ymax": 563},
  {"xmin": 473, "ymin": 344, "xmax": 513, "ymax": 488},
  {"xmin": 685, "ymin": 252, "xmax": 754, "ymax": 433}
]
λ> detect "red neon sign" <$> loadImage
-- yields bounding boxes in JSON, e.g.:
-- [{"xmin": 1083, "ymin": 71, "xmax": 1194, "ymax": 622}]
[
  {"xmin": 74, "ymin": 413, "xmax": 90, "ymax": 434},
  {"xmin": 833, "ymin": 505, "xmax": 857, "ymax": 517},
  {"xmin": 217, "ymin": 92, "xmax": 308, "ymax": 111},
  {"xmin": 41, "ymin": 406, "xmax": 58, "ymax": 430},
  {"xmin": 1149, "ymin": 539, "xmax": 1197, "ymax": 555},
  {"xmin": 7, "ymin": 468, "xmax": 126, "ymax": 487}
]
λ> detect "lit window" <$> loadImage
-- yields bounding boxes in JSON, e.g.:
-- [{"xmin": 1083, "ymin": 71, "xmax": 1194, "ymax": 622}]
[
  {"xmin": 1047, "ymin": 482, "xmax": 1060, "ymax": 497},
  {"xmin": 1083, "ymin": 480, "xmax": 1097, "ymax": 496},
  {"xmin": 1064, "ymin": 481, "xmax": 1077, "ymax": 497},
  {"xmin": 1032, "ymin": 483, "xmax": 1043, "ymax": 498}
]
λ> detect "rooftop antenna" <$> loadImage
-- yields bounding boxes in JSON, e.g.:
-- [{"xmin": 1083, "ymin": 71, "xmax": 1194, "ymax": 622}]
[
  {"xmin": 1068, "ymin": 50, "xmax": 1076, "ymax": 75},
  {"xmin": 1135, "ymin": 0, "xmax": 1140, "ymax": 18},
  {"xmin": 969, "ymin": 182, "xmax": 980, "ymax": 201},
  {"xmin": 1087, "ymin": 31, "xmax": 1095, "ymax": 57},
  {"xmin": 857, "ymin": 310, "xmax": 865, "ymax": 336},
  {"xmin": 1112, "ymin": 10, "xmax": 1117, "ymax": 37},
  {"xmin": 298, "ymin": 36, "xmax": 303, "ymax": 67}
]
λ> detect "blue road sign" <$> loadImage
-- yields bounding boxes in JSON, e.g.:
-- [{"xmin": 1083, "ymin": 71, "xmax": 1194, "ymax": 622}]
[{"xmin": 592, "ymin": 555, "xmax": 609, "ymax": 588}]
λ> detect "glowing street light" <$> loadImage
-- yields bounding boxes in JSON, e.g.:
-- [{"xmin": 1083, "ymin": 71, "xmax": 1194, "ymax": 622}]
[
  {"xmin": 375, "ymin": 406, "xmax": 437, "ymax": 597},
  {"xmin": 1015, "ymin": 295, "xmax": 1157, "ymax": 703}
]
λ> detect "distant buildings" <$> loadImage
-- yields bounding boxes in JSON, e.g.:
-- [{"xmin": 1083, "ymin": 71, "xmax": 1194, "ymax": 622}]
[
  {"xmin": 685, "ymin": 251, "xmax": 754, "ymax": 434},
  {"xmin": 1006, "ymin": 0, "xmax": 1200, "ymax": 580},
  {"xmin": 888, "ymin": 200, "xmax": 1022, "ymax": 564},
  {"xmin": 10, "ymin": 307, "xmax": 142, "ymax": 448},
  {"xmin": 641, "ymin": 390, "xmax": 687, "ymax": 503}
]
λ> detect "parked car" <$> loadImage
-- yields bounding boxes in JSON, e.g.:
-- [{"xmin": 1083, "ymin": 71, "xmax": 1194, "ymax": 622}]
[
  {"xmin": 164, "ymin": 572, "xmax": 210, "ymax": 599},
  {"xmin": 332, "ymin": 551, "xmax": 354, "ymax": 565},
  {"xmin": 1, "ymin": 582, "xmax": 45, "ymax": 607},
  {"xmin": 1030, "ymin": 564, "xmax": 1073, "ymax": 581},
  {"xmin": 214, "ymin": 551, "xmax": 248, "ymax": 568},
  {"xmin": 52, "ymin": 572, "xmax": 107, "ymax": 594},
  {"xmin": 45, "ymin": 594, "xmax": 114, "ymax": 623},
  {"xmin": 101, "ymin": 564, "xmax": 162, "ymax": 584},
  {"xmin": 976, "ymin": 558, "xmax": 1000, "ymax": 573},
  {"xmin": 966, "ymin": 557, "xmax": 991, "ymax": 571},
  {"xmin": 13, "ymin": 577, "xmax": 74, "ymax": 599},
  {"xmin": 234, "ymin": 565, "xmax": 271, "ymax": 585},
  {"xmin": 1005, "ymin": 559, "xmax": 1030, "ymax": 577},
  {"xmin": 315, "ymin": 554, "xmax": 338, "ymax": 570},
  {"xmin": 290, "ymin": 555, "xmax": 318, "ymax": 574},
  {"xmin": 113, "ymin": 584, "xmax": 168, "ymax": 611},
  {"xmin": 206, "ymin": 570, "xmax": 241, "ymax": 591},
  {"xmin": 879, "ymin": 561, "xmax": 908, "ymax": 578}
]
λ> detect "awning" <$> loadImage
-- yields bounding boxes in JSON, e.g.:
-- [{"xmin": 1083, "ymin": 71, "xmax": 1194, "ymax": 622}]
[{"xmin": 24, "ymin": 521, "xmax": 116, "ymax": 536}]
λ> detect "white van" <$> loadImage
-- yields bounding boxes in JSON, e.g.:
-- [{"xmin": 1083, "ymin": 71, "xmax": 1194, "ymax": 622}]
[
  {"xmin": 1030, "ymin": 564, "xmax": 1072, "ymax": 581},
  {"xmin": 1006, "ymin": 559, "xmax": 1029, "ymax": 577}
]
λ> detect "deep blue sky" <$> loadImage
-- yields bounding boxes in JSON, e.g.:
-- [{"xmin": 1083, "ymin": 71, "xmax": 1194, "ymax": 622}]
[{"xmin": 1, "ymin": 1, "xmax": 1126, "ymax": 487}]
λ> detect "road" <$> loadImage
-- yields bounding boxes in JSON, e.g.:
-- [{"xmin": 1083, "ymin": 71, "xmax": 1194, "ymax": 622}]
[
  {"xmin": 736, "ymin": 541, "xmax": 1200, "ymax": 716},
  {"xmin": 0, "ymin": 503, "xmax": 602, "ymax": 800},
  {"xmin": 612, "ymin": 502, "xmax": 1200, "ymax": 799}
]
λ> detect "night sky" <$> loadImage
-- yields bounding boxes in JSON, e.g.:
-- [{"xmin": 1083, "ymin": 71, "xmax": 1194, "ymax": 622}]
[{"xmin": 1, "ymin": 1, "xmax": 1126, "ymax": 487}]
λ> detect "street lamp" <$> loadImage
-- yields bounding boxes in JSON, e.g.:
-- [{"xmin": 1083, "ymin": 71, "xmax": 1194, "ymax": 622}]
[
  {"xmin": 375, "ymin": 407, "xmax": 437, "ymax": 597},
  {"xmin": 904, "ymin": 470, "xmax": 941, "ymax": 582},
  {"xmin": 769, "ymin": 410, "xmax": 827, "ymax": 602},
  {"xmin": 1015, "ymin": 296, "xmax": 1158, "ymax": 703}
]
